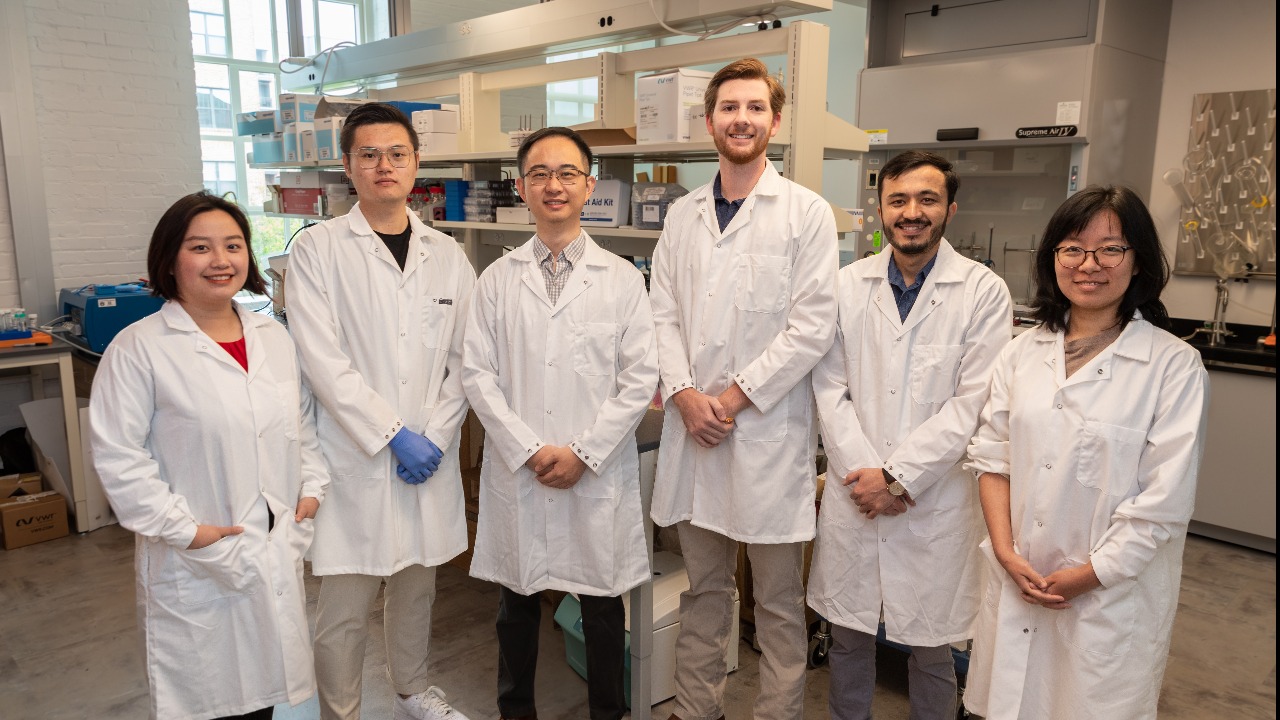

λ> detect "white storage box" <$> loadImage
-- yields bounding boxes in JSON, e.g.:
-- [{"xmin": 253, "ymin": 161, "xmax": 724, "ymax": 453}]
[
  {"xmin": 637, "ymin": 68, "xmax": 713, "ymax": 144},
  {"xmin": 277, "ymin": 93, "xmax": 322, "ymax": 130},
  {"xmin": 496, "ymin": 206, "xmax": 533, "ymax": 224},
  {"xmin": 313, "ymin": 116, "xmax": 346, "ymax": 162},
  {"xmin": 412, "ymin": 109, "xmax": 459, "ymax": 134},
  {"xmin": 418, "ymin": 131, "xmax": 458, "ymax": 155},
  {"xmin": 581, "ymin": 178, "xmax": 630, "ymax": 228},
  {"xmin": 278, "ymin": 170, "xmax": 347, "ymax": 189},
  {"xmin": 283, "ymin": 122, "xmax": 313, "ymax": 163}
]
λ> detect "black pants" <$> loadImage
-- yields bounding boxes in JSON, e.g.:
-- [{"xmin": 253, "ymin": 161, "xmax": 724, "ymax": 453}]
[
  {"xmin": 496, "ymin": 586, "xmax": 626, "ymax": 720},
  {"xmin": 215, "ymin": 708, "xmax": 273, "ymax": 720}
]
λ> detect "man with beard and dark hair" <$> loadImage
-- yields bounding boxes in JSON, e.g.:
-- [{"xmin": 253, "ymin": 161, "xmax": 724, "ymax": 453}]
[
  {"xmin": 649, "ymin": 57, "xmax": 838, "ymax": 720},
  {"xmin": 805, "ymin": 150, "xmax": 1012, "ymax": 720}
]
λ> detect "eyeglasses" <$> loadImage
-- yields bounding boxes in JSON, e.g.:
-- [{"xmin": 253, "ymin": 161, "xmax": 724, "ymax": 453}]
[
  {"xmin": 523, "ymin": 168, "xmax": 589, "ymax": 187},
  {"xmin": 347, "ymin": 146, "xmax": 416, "ymax": 169},
  {"xmin": 1054, "ymin": 245, "xmax": 1132, "ymax": 268}
]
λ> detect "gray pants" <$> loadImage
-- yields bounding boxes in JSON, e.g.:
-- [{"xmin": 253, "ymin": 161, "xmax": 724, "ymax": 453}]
[
  {"xmin": 671, "ymin": 521, "xmax": 807, "ymax": 720},
  {"xmin": 828, "ymin": 624, "xmax": 956, "ymax": 720},
  {"xmin": 314, "ymin": 564, "xmax": 438, "ymax": 720}
]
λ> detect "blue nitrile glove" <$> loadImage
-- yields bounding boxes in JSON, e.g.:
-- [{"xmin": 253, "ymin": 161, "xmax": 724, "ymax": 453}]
[{"xmin": 388, "ymin": 428, "xmax": 443, "ymax": 484}]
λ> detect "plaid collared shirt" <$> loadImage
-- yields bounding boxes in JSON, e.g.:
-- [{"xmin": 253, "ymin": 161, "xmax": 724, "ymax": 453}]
[{"xmin": 531, "ymin": 232, "xmax": 586, "ymax": 305}]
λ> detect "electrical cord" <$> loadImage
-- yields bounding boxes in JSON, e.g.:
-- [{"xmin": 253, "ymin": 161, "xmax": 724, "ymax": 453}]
[
  {"xmin": 278, "ymin": 42, "xmax": 364, "ymax": 97},
  {"xmin": 646, "ymin": 0, "xmax": 777, "ymax": 40}
]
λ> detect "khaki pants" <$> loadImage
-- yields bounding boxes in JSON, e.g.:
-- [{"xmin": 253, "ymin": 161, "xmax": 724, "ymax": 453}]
[
  {"xmin": 314, "ymin": 564, "xmax": 438, "ymax": 720},
  {"xmin": 672, "ymin": 521, "xmax": 807, "ymax": 720}
]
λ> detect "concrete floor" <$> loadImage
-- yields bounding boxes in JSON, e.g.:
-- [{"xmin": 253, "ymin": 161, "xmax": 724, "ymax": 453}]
[{"xmin": 0, "ymin": 526, "xmax": 1273, "ymax": 719}]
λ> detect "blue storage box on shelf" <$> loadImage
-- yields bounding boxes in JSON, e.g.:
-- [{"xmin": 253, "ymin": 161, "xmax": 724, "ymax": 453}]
[
  {"xmin": 385, "ymin": 101, "xmax": 441, "ymax": 116},
  {"xmin": 443, "ymin": 180, "xmax": 468, "ymax": 222},
  {"xmin": 235, "ymin": 110, "xmax": 276, "ymax": 136}
]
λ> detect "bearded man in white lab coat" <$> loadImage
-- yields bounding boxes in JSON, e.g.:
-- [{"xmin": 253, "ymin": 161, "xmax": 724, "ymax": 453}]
[
  {"xmin": 806, "ymin": 150, "xmax": 1012, "ymax": 720},
  {"xmin": 461, "ymin": 126, "xmax": 658, "ymax": 720},
  {"xmin": 649, "ymin": 57, "xmax": 838, "ymax": 720},
  {"xmin": 287, "ymin": 103, "xmax": 475, "ymax": 720}
]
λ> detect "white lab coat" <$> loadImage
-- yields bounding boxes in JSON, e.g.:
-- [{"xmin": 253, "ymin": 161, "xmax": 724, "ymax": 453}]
[
  {"xmin": 649, "ymin": 163, "xmax": 838, "ymax": 543},
  {"xmin": 287, "ymin": 203, "xmax": 475, "ymax": 575},
  {"xmin": 806, "ymin": 241, "xmax": 1012, "ymax": 646},
  {"xmin": 963, "ymin": 315, "xmax": 1208, "ymax": 719},
  {"xmin": 89, "ymin": 301, "xmax": 328, "ymax": 720},
  {"xmin": 462, "ymin": 234, "xmax": 657, "ymax": 596}
]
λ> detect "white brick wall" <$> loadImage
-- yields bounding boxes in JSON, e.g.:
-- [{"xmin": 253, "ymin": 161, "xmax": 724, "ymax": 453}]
[{"xmin": 0, "ymin": 0, "xmax": 202, "ymax": 437}]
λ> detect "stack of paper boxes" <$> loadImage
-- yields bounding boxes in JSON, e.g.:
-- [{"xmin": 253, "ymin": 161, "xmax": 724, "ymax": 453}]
[{"xmin": 412, "ymin": 106, "xmax": 460, "ymax": 155}]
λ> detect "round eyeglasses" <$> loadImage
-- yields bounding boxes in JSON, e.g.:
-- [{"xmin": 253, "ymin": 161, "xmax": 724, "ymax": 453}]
[
  {"xmin": 523, "ymin": 168, "xmax": 589, "ymax": 187},
  {"xmin": 347, "ymin": 146, "xmax": 416, "ymax": 169},
  {"xmin": 1054, "ymin": 245, "xmax": 1131, "ymax": 269}
]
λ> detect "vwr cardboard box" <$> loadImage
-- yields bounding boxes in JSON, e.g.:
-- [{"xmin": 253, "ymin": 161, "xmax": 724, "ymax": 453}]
[
  {"xmin": 1, "ymin": 472, "xmax": 43, "ymax": 500},
  {"xmin": 636, "ymin": 68, "xmax": 713, "ymax": 144},
  {"xmin": 1, "ymin": 491, "xmax": 69, "ymax": 550}
]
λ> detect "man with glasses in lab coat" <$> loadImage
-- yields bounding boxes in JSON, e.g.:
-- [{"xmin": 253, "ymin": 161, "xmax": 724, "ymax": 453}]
[{"xmin": 462, "ymin": 126, "xmax": 658, "ymax": 720}]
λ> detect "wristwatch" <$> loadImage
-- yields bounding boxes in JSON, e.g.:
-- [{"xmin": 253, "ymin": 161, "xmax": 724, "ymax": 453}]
[{"xmin": 881, "ymin": 468, "xmax": 906, "ymax": 496}]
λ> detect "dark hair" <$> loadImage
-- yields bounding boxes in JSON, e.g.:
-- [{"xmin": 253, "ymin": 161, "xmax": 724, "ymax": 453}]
[
  {"xmin": 1030, "ymin": 185, "xmax": 1171, "ymax": 333},
  {"xmin": 147, "ymin": 192, "xmax": 267, "ymax": 300},
  {"xmin": 339, "ymin": 102, "xmax": 418, "ymax": 155},
  {"xmin": 516, "ymin": 126, "xmax": 594, "ymax": 176},
  {"xmin": 703, "ymin": 57, "xmax": 786, "ymax": 118},
  {"xmin": 878, "ymin": 150, "xmax": 960, "ymax": 206}
]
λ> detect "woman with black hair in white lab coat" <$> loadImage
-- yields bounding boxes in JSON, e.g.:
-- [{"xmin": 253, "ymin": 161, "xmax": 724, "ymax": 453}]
[
  {"xmin": 964, "ymin": 186, "xmax": 1208, "ymax": 719},
  {"xmin": 90, "ymin": 192, "xmax": 328, "ymax": 720}
]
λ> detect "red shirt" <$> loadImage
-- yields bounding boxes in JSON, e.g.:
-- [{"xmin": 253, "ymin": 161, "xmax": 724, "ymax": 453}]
[{"xmin": 218, "ymin": 337, "xmax": 248, "ymax": 370}]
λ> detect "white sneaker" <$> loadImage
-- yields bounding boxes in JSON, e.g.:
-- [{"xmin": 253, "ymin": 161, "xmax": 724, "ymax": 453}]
[{"xmin": 393, "ymin": 686, "xmax": 472, "ymax": 720}]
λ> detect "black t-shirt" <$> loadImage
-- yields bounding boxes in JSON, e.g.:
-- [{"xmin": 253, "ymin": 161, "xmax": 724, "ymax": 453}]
[{"xmin": 375, "ymin": 225, "xmax": 412, "ymax": 270}]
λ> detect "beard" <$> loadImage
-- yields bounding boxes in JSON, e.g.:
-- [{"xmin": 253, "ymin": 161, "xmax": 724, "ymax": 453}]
[
  {"xmin": 713, "ymin": 127, "xmax": 771, "ymax": 165},
  {"xmin": 884, "ymin": 215, "xmax": 947, "ymax": 256}
]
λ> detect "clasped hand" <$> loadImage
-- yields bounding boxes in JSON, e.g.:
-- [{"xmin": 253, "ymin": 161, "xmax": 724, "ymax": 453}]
[
  {"xmin": 389, "ymin": 427, "xmax": 444, "ymax": 484},
  {"xmin": 672, "ymin": 385, "xmax": 750, "ymax": 448},
  {"xmin": 526, "ymin": 445, "xmax": 587, "ymax": 489},
  {"xmin": 995, "ymin": 548, "xmax": 1101, "ymax": 609},
  {"xmin": 846, "ymin": 468, "xmax": 913, "ymax": 518}
]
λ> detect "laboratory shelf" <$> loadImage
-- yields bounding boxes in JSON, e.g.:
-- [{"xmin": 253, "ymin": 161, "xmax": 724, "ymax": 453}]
[
  {"xmin": 433, "ymin": 220, "xmax": 660, "ymax": 239},
  {"xmin": 262, "ymin": 212, "xmax": 328, "ymax": 220}
]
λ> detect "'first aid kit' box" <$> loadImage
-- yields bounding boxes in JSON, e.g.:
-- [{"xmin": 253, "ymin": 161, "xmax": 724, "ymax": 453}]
[
  {"xmin": 581, "ymin": 179, "xmax": 630, "ymax": 227},
  {"xmin": 636, "ymin": 68, "xmax": 713, "ymax": 144}
]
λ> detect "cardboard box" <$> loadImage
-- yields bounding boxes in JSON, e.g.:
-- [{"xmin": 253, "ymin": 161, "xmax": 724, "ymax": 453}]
[
  {"xmin": 20, "ymin": 398, "xmax": 117, "ymax": 533},
  {"xmin": 278, "ymin": 170, "xmax": 348, "ymax": 189},
  {"xmin": 251, "ymin": 132, "xmax": 284, "ymax": 164},
  {"xmin": 412, "ymin": 109, "xmax": 458, "ymax": 134},
  {"xmin": 236, "ymin": 110, "xmax": 276, "ymax": 136},
  {"xmin": 581, "ymin": 179, "xmax": 629, "ymax": 227},
  {"xmin": 1, "ymin": 473, "xmax": 43, "ymax": 499},
  {"xmin": 636, "ymin": 68, "xmax": 713, "ymax": 144},
  {"xmin": 283, "ymin": 122, "xmax": 314, "ymax": 163},
  {"xmin": 417, "ymin": 131, "xmax": 458, "ymax": 155},
  {"xmin": 571, "ymin": 124, "xmax": 637, "ymax": 147},
  {"xmin": 314, "ymin": 97, "xmax": 367, "ymax": 120},
  {"xmin": 279, "ymin": 187, "xmax": 324, "ymax": 216},
  {"xmin": 1, "ymin": 491, "xmax": 69, "ymax": 550},
  {"xmin": 277, "ymin": 93, "xmax": 322, "ymax": 129},
  {"xmin": 314, "ymin": 116, "xmax": 346, "ymax": 162}
]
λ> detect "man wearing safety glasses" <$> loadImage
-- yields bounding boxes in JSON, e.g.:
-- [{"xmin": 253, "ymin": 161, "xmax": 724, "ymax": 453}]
[
  {"xmin": 462, "ymin": 127, "xmax": 657, "ymax": 720},
  {"xmin": 287, "ymin": 102, "xmax": 476, "ymax": 720}
]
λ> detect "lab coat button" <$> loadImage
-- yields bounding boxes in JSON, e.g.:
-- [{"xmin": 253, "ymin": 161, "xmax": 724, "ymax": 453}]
[
  {"xmin": 1045, "ymin": 463, "xmax": 1052, "ymax": 469},
  {"xmin": 1023, "ymin": 628, "xmax": 1029, "ymax": 634},
  {"xmin": 1056, "ymin": 404, "xmax": 1062, "ymax": 409},
  {"xmin": 277, "ymin": 590, "xmax": 283, "ymax": 596},
  {"xmin": 547, "ymin": 361, "xmax": 553, "ymax": 366},
  {"xmin": 1097, "ymin": 368, "xmax": 1104, "ymax": 374},
  {"xmin": 546, "ymin": 409, "xmax": 552, "ymax": 414},
  {"xmin": 881, "ymin": 538, "xmax": 887, "ymax": 542},
  {"xmin": 1037, "ymin": 521, "xmax": 1044, "ymax": 527},
  {"xmin": 889, "ymin": 389, "xmax": 896, "ymax": 394},
  {"xmin": 886, "ymin": 441, "xmax": 892, "ymax": 446},
  {"xmin": 401, "ymin": 379, "xmax": 407, "ymax": 384}
]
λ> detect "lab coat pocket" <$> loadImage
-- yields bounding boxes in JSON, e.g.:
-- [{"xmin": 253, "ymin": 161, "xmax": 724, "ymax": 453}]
[
  {"xmin": 734, "ymin": 254, "xmax": 791, "ymax": 313},
  {"xmin": 910, "ymin": 344, "xmax": 964, "ymax": 405},
  {"xmin": 175, "ymin": 536, "xmax": 258, "ymax": 606},
  {"xmin": 421, "ymin": 299, "xmax": 456, "ymax": 349},
  {"xmin": 732, "ymin": 398, "xmax": 786, "ymax": 442},
  {"xmin": 573, "ymin": 322, "xmax": 618, "ymax": 377},
  {"xmin": 1077, "ymin": 421, "xmax": 1146, "ymax": 496},
  {"xmin": 1054, "ymin": 576, "xmax": 1136, "ymax": 657}
]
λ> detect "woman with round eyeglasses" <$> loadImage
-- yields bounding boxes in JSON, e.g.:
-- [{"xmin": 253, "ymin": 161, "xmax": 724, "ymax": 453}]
[
  {"xmin": 961, "ymin": 186, "xmax": 1208, "ymax": 719},
  {"xmin": 90, "ymin": 192, "xmax": 328, "ymax": 720}
]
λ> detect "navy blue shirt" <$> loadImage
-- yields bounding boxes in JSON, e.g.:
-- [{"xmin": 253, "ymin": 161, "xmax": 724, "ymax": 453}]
[
  {"xmin": 887, "ymin": 252, "xmax": 938, "ymax": 322},
  {"xmin": 712, "ymin": 174, "xmax": 746, "ymax": 232}
]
